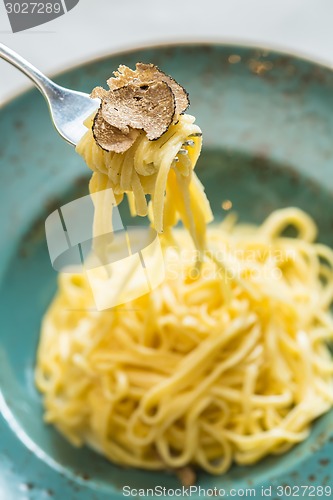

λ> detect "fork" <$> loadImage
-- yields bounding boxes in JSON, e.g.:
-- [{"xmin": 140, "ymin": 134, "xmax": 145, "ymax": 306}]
[{"xmin": 0, "ymin": 43, "xmax": 99, "ymax": 146}]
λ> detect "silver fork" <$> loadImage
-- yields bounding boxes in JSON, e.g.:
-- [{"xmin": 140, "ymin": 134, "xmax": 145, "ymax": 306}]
[{"xmin": 0, "ymin": 43, "xmax": 99, "ymax": 146}]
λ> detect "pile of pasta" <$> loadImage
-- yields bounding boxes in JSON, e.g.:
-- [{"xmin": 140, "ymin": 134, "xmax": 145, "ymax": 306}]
[{"xmin": 36, "ymin": 207, "xmax": 333, "ymax": 474}]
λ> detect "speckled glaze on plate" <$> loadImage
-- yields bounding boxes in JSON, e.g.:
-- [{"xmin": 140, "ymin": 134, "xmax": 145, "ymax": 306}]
[{"xmin": 1, "ymin": 43, "xmax": 333, "ymax": 499}]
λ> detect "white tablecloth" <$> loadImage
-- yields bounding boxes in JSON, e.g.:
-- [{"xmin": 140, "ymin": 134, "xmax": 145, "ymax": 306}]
[{"xmin": 1, "ymin": 0, "xmax": 333, "ymax": 105}]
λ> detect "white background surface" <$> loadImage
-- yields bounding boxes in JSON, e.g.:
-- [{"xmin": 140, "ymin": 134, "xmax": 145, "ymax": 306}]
[{"xmin": 1, "ymin": 0, "xmax": 333, "ymax": 104}]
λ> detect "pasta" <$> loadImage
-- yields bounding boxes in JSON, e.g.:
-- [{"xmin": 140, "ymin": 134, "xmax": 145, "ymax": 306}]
[
  {"xmin": 76, "ymin": 113, "xmax": 212, "ymax": 258},
  {"xmin": 36, "ymin": 208, "xmax": 333, "ymax": 474},
  {"xmin": 35, "ymin": 64, "xmax": 333, "ymax": 477}
]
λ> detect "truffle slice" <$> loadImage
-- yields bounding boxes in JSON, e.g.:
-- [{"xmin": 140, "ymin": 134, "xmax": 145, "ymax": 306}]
[
  {"xmin": 90, "ymin": 86, "xmax": 109, "ymax": 100},
  {"xmin": 92, "ymin": 108, "xmax": 139, "ymax": 153},
  {"xmin": 101, "ymin": 81, "xmax": 175, "ymax": 140},
  {"xmin": 107, "ymin": 63, "xmax": 189, "ymax": 116}
]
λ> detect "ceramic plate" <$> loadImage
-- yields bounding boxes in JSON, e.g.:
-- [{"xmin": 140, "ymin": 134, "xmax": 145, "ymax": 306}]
[{"xmin": 1, "ymin": 43, "xmax": 333, "ymax": 499}]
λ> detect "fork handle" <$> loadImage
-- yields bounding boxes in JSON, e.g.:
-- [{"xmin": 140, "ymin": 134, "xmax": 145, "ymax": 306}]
[{"xmin": 0, "ymin": 42, "xmax": 58, "ymax": 99}]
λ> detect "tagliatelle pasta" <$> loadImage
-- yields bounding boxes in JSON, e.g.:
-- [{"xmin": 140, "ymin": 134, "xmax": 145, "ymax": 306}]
[
  {"xmin": 76, "ymin": 113, "xmax": 212, "ymax": 256},
  {"xmin": 35, "ymin": 64, "xmax": 333, "ymax": 479},
  {"xmin": 36, "ymin": 207, "xmax": 333, "ymax": 474}
]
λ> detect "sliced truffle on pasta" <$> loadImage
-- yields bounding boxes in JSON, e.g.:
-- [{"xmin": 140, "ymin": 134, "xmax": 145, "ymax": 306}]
[
  {"xmin": 100, "ymin": 81, "xmax": 175, "ymax": 140},
  {"xmin": 107, "ymin": 62, "xmax": 190, "ymax": 116},
  {"xmin": 92, "ymin": 107, "xmax": 139, "ymax": 153}
]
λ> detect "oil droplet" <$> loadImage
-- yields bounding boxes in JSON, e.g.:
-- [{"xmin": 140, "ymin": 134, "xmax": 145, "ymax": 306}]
[
  {"xmin": 228, "ymin": 54, "xmax": 241, "ymax": 64},
  {"xmin": 222, "ymin": 200, "xmax": 233, "ymax": 210}
]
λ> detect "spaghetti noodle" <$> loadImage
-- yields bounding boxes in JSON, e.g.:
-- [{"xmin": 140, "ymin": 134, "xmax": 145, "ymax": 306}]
[{"xmin": 35, "ymin": 64, "xmax": 333, "ymax": 477}]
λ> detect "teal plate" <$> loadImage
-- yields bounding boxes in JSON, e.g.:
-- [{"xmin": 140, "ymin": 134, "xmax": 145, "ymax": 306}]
[{"xmin": 1, "ymin": 43, "xmax": 333, "ymax": 499}]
